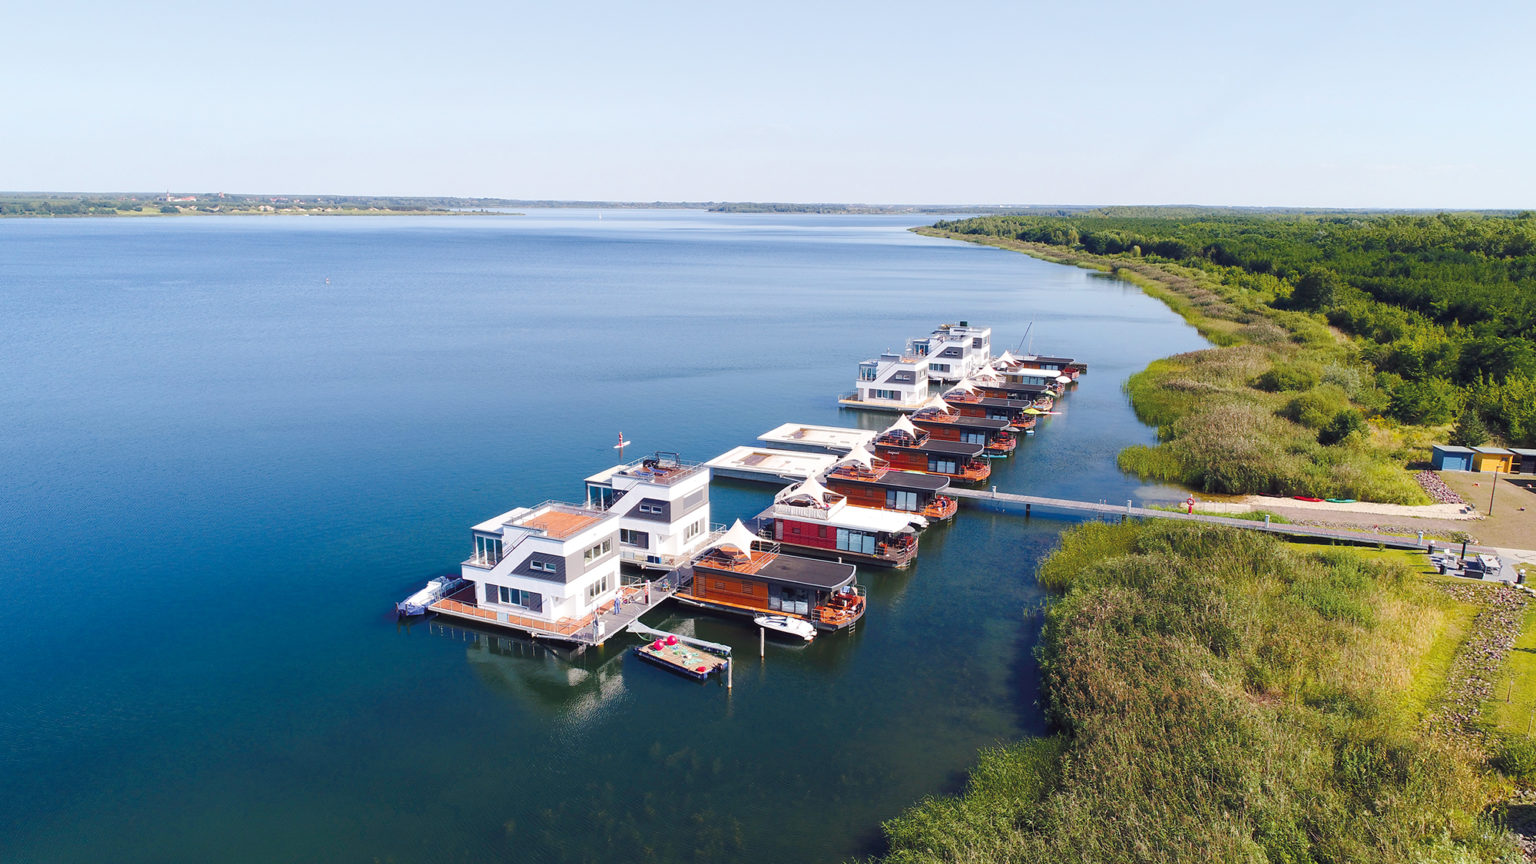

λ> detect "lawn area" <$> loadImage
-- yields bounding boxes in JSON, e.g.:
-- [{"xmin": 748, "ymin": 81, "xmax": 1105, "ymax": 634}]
[{"xmin": 1484, "ymin": 601, "xmax": 1536, "ymax": 736}]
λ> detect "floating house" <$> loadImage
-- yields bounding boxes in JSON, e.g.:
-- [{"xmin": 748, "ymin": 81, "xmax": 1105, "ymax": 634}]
[
  {"xmin": 871, "ymin": 415, "xmax": 990, "ymax": 484},
  {"xmin": 705, "ymin": 446, "xmax": 838, "ymax": 483},
  {"xmin": 822, "ymin": 446, "xmax": 957, "ymax": 521},
  {"xmin": 1472, "ymin": 446, "xmax": 1516, "ymax": 473},
  {"xmin": 1431, "ymin": 445, "xmax": 1475, "ymax": 472},
  {"xmin": 942, "ymin": 380, "xmax": 1042, "ymax": 429},
  {"xmin": 582, "ymin": 451, "xmax": 715, "ymax": 571},
  {"xmin": 909, "ymin": 395, "xmax": 1017, "ymax": 454},
  {"xmin": 756, "ymin": 423, "xmax": 878, "ymax": 454},
  {"xmin": 677, "ymin": 520, "xmax": 867, "ymax": 630},
  {"xmin": 993, "ymin": 351, "xmax": 1085, "ymax": 380},
  {"xmin": 440, "ymin": 501, "xmax": 623, "ymax": 641},
  {"xmin": 761, "ymin": 476, "xmax": 922, "ymax": 568},
  {"xmin": 910, "ymin": 322, "xmax": 992, "ymax": 383},
  {"xmin": 838, "ymin": 349, "xmax": 931, "ymax": 412}
]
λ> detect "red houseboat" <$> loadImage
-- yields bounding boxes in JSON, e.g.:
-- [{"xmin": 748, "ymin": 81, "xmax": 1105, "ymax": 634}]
[
  {"xmin": 760, "ymin": 476, "xmax": 921, "ymax": 568},
  {"xmin": 677, "ymin": 520, "xmax": 866, "ymax": 631},
  {"xmin": 871, "ymin": 416, "xmax": 991, "ymax": 484},
  {"xmin": 822, "ymin": 446, "xmax": 958, "ymax": 521}
]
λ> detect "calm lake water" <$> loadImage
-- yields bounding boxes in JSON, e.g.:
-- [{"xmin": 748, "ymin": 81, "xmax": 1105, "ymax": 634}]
[{"xmin": 0, "ymin": 210, "xmax": 1205, "ymax": 863}]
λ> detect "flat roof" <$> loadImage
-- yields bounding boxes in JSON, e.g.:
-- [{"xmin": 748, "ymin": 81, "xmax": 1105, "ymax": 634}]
[
  {"xmin": 829, "ymin": 470, "xmax": 949, "ymax": 492},
  {"xmin": 766, "ymin": 502, "xmax": 917, "ymax": 534},
  {"xmin": 877, "ymin": 439, "xmax": 983, "ymax": 457},
  {"xmin": 753, "ymin": 554, "xmax": 858, "ymax": 590},
  {"xmin": 1509, "ymin": 448, "xmax": 1536, "ymax": 457},
  {"xmin": 705, "ymin": 446, "xmax": 837, "ymax": 480},
  {"xmin": 517, "ymin": 506, "xmax": 609, "ymax": 539},
  {"xmin": 1432, "ymin": 445, "xmax": 1475, "ymax": 454},
  {"xmin": 586, "ymin": 453, "xmax": 706, "ymax": 486},
  {"xmin": 1472, "ymin": 446, "xmax": 1514, "ymax": 455},
  {"xmin": 912, "ymin": 415, "xmax": 1011, "ymax": 431},
  {"xmin": 757, "ymin": 423, "xmax": 878, "ymax": 453}
]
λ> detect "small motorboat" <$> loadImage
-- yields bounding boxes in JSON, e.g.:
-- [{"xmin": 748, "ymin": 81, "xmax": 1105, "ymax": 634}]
[
  {"xmin": 754, "ymin": 614, "xmax": 816, "ymax": 642},
  {"xmin": 396, "ymin": 576, "xmax": 463, "ymax": 617}
]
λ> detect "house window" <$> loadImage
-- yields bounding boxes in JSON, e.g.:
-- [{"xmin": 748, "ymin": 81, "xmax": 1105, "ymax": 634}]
[
  {"xmin": 583, "ymin": 539, "xmax": 613, "ymax": 562},
  {"xmin": 530, "ymin": 560, "xmax": 558, "ymax": 573},
  {"xmin": 620, "ymin": 528, "xmax": 648, "ymax": 548},
  {"xmin": 886, "ymin": 489, "xmax": 918, "ymax": 511},
  {"xmin": 497, "ymin": 585, "xmax": 542, "ymax": 612},
  {"xmin": 474, "ymin": 535, "xmax": 502, "ymax": 564},
  {"xmin": 638, "ymin": 502, "xmax": 664, "ymax": 515},
  {"xmin": 872, "ymin": 389, "xmax": 900, "ymax": 401},
  {"xmin": 930, "ymin": 363, "xmax": 949, "ymax": 373},
  {"xmin": 835, "ymin": 528, "xmax": 878, "ymax": 556},
  {"xmin": 929, "ymin": 457, "xmax": 959, "ymax": 475},
  {"xmin": 961, "ymin": 431, "xmax": 987, "ymax": 445},
  {"xmin": 684, "ymin": 520, "xmax": 702, "ymax": 540},
  {"xmin": 584, "ymin": 574, "xmax": 612, "ymax": 603},
  {"xmin": 858, "ymin": 364, "xmax": 878, "ymax": 381}
]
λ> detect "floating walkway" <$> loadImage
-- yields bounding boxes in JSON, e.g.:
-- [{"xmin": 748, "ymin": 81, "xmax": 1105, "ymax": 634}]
[
  {"xmin": 705, "ymin": 446, "xmax": 837, "ymax": 483},
  {"xmin": 757, "ymin": 423, "xmax": 877, "ymax": 454},
  {"xmin": 950, "ymin": 487, "xmax": 1441, "ymax": 551}
]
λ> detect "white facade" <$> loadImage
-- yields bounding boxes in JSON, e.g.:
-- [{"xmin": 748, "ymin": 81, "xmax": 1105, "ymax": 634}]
[
  {"xmin": 850, "ymin": 351, "xmax": 931, "ymax": 410},
  {"xmin": 461, "ymin": 502, "xmax": 622, "ymax": 626},
  {"xmin": 583, "ymin": 453, "xmax": 714, "ymax": 570},
  {"xmin": 911, "ymin": 323, "xmax": 992, "ymax": 383}
]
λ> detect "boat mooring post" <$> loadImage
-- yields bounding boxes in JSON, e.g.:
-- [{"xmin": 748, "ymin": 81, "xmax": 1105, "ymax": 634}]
[
  {"xmin": 759, "ymin": 627, "xmax": 765, "ymax": 658},
  {"xmin": 727, "ymin": 658, "xmax": 732, "ymax": 690}
]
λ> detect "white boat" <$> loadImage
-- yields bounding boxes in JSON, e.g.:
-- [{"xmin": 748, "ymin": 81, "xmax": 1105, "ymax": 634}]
[
  {"xmin": 754, "ymin": 614, "xmax": 817, "ymax": 642},
  {"xmin": 396, "ymin": 576, "xmax": 464, "ymax": 617}
]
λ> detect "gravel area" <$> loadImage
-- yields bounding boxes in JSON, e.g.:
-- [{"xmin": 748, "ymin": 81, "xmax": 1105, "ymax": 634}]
[{"xmin": 1417, "ymin": 470, "xmax": 1468, "ymax": 505}]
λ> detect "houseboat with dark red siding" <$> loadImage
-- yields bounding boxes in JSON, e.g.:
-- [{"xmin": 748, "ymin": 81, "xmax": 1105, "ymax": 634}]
[
  {"xmin": 759, "ymin": 477, "xmax": 922, "ymax": 568},
  {"xmin": 909, "ymin": 396, "xmax": 1017, "ymax": 455},
  {"xmin": 871, "ymin": 416, "xmax": 990, "ymax": 484},
  {"xmin": 822, "ymin": 446, "xmax": 957, "ymax": 521},
  {"xmin": 677, "ymin": 520, "xmax": 866, "ymax": 630}
]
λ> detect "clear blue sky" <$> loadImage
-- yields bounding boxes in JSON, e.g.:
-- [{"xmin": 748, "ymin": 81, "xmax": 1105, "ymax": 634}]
[{"xmin": 6, "ymin": 0, "xmax": 1533, "ymax": 207}]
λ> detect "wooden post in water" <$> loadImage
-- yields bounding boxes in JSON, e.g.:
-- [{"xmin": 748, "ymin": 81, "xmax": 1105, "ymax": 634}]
[
  {"xmin": 727, "ymin": 658, "xmax": 732, "ymax": 690},
  {"xmin": 759, "ymin": 627, "xmax": 765, "ymax": 658}
]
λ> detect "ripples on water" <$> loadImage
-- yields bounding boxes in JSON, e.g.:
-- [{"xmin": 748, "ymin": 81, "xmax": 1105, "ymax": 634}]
[{"xmin": 0, "ymin": 209, "xmax": 1205, "ymax": 863}]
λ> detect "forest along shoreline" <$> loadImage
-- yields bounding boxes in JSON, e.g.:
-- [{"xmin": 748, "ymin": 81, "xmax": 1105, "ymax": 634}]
[{"xmin": 862, "ymin": 213, "xmax": 1536, "ymax": 863}]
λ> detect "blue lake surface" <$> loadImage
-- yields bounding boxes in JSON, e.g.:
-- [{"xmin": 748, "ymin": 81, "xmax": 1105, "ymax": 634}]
[{"xmin": 0, "ymin": 210, "xmax": 1206, "ymax": 863}]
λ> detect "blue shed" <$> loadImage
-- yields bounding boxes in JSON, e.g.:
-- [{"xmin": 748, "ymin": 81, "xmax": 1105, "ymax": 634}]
[{"xmin": 1431, "ymin": 445, "xmax": 1474, "ymax": 472}]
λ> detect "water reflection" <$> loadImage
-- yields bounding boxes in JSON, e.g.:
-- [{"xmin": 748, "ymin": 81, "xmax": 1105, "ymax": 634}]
[{"xmin": 433, "ymin": 621, "xmax": 630, "ymax": 721}]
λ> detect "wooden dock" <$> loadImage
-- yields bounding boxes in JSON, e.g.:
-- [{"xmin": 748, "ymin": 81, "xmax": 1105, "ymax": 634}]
[{"xmin": 949, "ymin": 487, "xmax": 1447, "ymax": 552}]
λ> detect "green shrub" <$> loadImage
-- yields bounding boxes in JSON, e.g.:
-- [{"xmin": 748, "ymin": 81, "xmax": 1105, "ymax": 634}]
[
  {"xmin": 1493, "ymin": 735, "xmax": 1536, "ymax": 785},
  {"xmin": 1255, "ymin": 361, "xmax": 1322, "ymax": 392}
]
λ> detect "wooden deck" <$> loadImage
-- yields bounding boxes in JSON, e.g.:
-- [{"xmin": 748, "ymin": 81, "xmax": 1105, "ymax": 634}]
[{"xmin": 949, "ymin": 487, "xmax": 1456, "ymax": 552}]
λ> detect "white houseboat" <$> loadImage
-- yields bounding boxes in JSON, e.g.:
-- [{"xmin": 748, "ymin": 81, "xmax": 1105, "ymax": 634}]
[
  {"xmin": 434, "ymin": 500, "xmax": 623, "ymax": 642},
  {"xmin": 911, "ymin": 322, "xmax": 992, "ymax": 383},
  {"xmin": 582, "ymin": 451, "xmax": 715, "ymax": 572},
  {"xmin": 838, "ymin": 348, "xmax": 932, "ymax": 412}
]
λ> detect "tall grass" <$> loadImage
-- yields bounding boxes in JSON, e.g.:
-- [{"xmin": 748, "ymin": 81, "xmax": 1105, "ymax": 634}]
[{"xmin": 873, "ymin": 522, "xmax": 1513, "ymax": 864}]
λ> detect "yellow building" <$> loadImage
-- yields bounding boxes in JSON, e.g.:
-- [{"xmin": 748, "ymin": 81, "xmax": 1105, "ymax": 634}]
[{"xmin": 1471, "ymin": 447, "xmax": 1516, "ymax": 473}]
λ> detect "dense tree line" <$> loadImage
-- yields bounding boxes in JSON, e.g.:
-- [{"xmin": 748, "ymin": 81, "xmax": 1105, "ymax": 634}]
[{"xmin": 934, "ymin": 211, "xmax": 1536, "ymax": 445}]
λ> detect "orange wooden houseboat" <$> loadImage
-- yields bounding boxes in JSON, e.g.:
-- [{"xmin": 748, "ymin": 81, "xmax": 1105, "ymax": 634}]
[
  {"xmin": 822, "ymin": 446, "xmax": 957, "ymax": 521},
  {"xmin": 677, "ymin": 520, "xmax": 866, "ymax": 630},
  {"xmin": 870, "ymin": 415, "xmax": 990, "ymax": 484}
]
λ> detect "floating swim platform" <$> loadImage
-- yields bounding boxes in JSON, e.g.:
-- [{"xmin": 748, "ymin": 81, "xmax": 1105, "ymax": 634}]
[{"xmin": 632, "ymin": 638, "xmax": 729, "ymax": 681}]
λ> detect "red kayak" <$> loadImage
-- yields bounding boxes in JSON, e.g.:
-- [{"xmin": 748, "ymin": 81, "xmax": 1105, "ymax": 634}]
[{"xmin": 1292, "ymin": 496, "xmax": 1325, "ymax": 503}]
